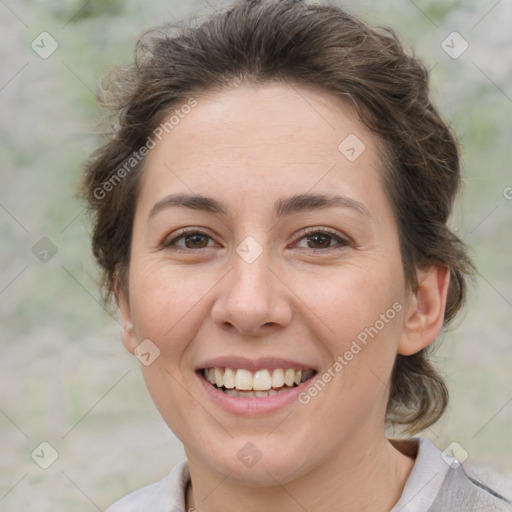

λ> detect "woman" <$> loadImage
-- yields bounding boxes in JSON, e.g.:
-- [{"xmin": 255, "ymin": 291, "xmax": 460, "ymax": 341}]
[{"xmin": 82, "ymin": 0, "xmax": 511, "ymax": 510}]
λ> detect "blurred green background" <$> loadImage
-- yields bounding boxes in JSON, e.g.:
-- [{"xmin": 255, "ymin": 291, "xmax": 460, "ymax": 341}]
[{"xmin": 1, "ymin": 0, "xmax": 511, "ymax": 509}]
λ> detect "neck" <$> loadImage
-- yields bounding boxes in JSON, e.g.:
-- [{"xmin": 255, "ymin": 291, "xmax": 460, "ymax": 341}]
[{"xmin": 185, "ymin": 434, "xmax": 415, "ymax": 512}]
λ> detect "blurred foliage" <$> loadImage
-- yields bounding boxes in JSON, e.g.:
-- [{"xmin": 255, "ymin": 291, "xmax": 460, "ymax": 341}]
[
  {"xmin": 424, "ymin": 0, "xmax": 466, "ymax": 21},
  {"xmin": 34, "ymin": 0, "xmax": 124, "ymax": 23}
]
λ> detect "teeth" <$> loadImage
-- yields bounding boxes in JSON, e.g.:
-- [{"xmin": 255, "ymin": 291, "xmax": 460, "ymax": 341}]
[
  {"xmin": 215, "ymin": 368, "xmax": 223, "ymax": 388},
  {"xmin": 284, "ymin": 369, "xmax": 295, "ymax": 387},
  {"xmin": 253, "ymin": 369, "xmax": 272, "ymax": 390},
  {"xmin": 271, "ymin": 368, "xmax": 285, "ymax": 387},
  {"xmin": 203, "ymin": 367, "xmax": 314, "ymax": 392},
  {"xmin": 302, "ymin": 369, "xmax": 314, "ymax": 381},
  {"xmin": 235, "ymin": 369, "xmax": 253, "ymax": 390},
  {"xmin": 223, "ymin": 368, "xmax": 235, "ymax": 389},
  {"xmin": 223, "ymin": 387, "xmax": 294, "ymax": 398}
]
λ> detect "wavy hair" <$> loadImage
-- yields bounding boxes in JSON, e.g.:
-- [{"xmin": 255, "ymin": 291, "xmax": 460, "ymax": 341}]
[{"xmin": 82, "ymin": 0, "xmax": 475, "ymax": 434}]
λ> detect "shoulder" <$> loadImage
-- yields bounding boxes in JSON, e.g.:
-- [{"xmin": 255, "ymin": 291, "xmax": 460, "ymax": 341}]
[
  {"xmin": 104, "ymin": 460, "xmax": 190, "ymax": 512},
  {"xmin": 433, "ymin": 463, "xmax": 512, "ymax": 511},
  {"xmin": 390, "ymin": 437, "xmax": 512, "ymax": 512}
]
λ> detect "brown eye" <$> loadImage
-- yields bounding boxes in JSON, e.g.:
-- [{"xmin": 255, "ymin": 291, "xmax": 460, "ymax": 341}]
[
  {"xmin": 164, "ymin": 230, "xmax": 215, "ymax": 250},
  {"xmin": 306, "ymin": 233, "xmax": 332, "ymax": 249},
  {"xmin": 183, "ymin": 233, "xmax": 210, "ymax": 248},
  {"xmin": 294, "ymin": 229, "xmax": 349, "ymax": 251}
]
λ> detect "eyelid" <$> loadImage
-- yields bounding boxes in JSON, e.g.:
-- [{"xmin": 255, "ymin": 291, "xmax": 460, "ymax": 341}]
[
  {"xmin": 161, "ymin": 227, "xmax": 218, "ymax": 249},
  {"xmin": 161, "ymin": 226, "xmax": 351, "ymax": 252},
  {"xmin": 291, "ymin": 226, "xmax": 351, "ymax": 249}
]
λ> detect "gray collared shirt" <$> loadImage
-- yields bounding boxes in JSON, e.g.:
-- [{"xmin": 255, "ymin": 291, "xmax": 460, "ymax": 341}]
[{"xmin": 105, "ymin": 437, "xmax": 511, "ymax": 511}]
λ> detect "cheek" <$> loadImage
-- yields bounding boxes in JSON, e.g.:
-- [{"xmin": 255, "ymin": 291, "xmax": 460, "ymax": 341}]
[
  {"xmin": 128, "ymin": 260, "xmax": 216, "ymax": 360},
  {"xmin": 293, "ymin": 262, "xmax": 406, "ymax": 400},
  {"xmin": 128, "ymin": 261, "xmax": 213, "ymax": 439},
  {"xmin": 293, "ymin": 261, "xmax": 404, "ymax": 344}
]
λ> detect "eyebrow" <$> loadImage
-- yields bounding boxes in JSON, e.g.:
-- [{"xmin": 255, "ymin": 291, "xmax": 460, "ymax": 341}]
[{"xmin": 148, "ymin": 192, "xmax": 371, "ymax": 220}]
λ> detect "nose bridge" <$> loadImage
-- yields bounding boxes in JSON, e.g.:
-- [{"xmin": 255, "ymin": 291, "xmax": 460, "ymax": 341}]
[
  {"xmin": 211, "ymin": 235, "xmax": 292, "ymax": 335},
  {"xmin": 233, "ymin": 242, "xmax": 271, "ymax": 300}
]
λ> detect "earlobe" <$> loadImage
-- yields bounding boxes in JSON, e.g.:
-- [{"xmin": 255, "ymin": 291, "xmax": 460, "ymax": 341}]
[
  {"xmin": 398, "ymin": 266, "xmax": 450, "ymax": 356},
  {"xmin": 115, "ymin": 285, "xmax": 138, "ymax": 354},
  {"xmin": 120, "ymin": 320, "xmax": 137, "ymax": 354}
]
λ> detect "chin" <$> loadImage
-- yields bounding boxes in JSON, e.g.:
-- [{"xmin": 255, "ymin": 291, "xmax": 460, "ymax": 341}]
[{"xmin": 193, "ymin": 437, "xmax": 313, "ymax": 486}]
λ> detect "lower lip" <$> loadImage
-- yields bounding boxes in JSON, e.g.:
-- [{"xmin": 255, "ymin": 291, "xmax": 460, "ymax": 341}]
[{"xmin": 197, "ymin": 372, "xmax": 314, "ymax": 415}]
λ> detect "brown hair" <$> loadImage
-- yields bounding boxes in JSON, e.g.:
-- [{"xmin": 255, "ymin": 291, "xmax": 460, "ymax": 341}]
[{"xmin": 82, "ymin": 0, "xmax": 474, "ymax": 434}]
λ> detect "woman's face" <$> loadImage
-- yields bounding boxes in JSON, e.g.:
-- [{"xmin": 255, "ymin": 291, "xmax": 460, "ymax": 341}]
[{"xmin": 120, "ymin": 82, "xmax": 418, "ymax": 484}]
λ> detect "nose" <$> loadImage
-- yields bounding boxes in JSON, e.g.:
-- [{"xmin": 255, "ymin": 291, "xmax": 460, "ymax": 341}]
[{"xmin": 210, "ymin": 245, "xmax": 293, "ymax": 336}]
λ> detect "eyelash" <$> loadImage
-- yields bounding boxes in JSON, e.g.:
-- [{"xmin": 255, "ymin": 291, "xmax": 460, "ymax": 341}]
[{"xmin": 162, "ymin": 227, "xmax": 350, "ymax": 253}]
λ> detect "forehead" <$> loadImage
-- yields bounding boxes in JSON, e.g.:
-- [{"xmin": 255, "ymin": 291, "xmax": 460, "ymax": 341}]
[{"xmin": 137, "ymin": 82, "xmax": 386, "ymax": 215}]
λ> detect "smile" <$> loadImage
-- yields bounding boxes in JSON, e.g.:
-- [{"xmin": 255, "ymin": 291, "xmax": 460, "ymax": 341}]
[{"xmin": 202, "ymin": 367, "xmax": 315, "ymax": 398}]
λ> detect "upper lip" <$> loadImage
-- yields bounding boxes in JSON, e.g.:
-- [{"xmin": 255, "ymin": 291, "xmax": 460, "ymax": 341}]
[{"xmin": 195, "ymin": 356, "xmax": 317, "ymax": 372}]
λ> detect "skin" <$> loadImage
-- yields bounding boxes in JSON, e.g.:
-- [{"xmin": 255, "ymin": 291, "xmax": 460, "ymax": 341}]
[{"xmin": 117, "ymin": 82, "xmax": 450, "ymax": 512}]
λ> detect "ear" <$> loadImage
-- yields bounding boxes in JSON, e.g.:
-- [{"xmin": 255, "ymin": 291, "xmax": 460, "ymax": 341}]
[
  {"xmin": 115, "ymin": 281, "xmax": 138, "ymax": 355},
  {"xmin": 398, "ymin": 265, "xmax": 450, "ymax": 356}
]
